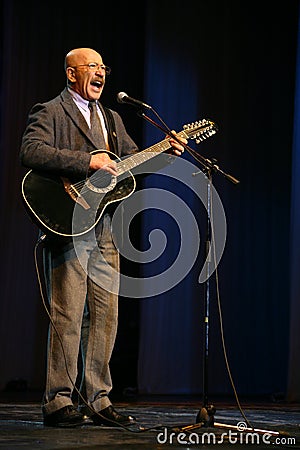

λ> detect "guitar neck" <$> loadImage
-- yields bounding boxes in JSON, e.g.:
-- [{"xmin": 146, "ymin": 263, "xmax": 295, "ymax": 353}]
[{"xmin": 116, "ymin": 131, "xmax": 187, "ymax": 175}]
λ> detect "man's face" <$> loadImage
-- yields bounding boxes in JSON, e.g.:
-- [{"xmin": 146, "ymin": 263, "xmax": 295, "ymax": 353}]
[{"xmin": 66, "ymin": 49, "xmax": 110, "ymax": 101}]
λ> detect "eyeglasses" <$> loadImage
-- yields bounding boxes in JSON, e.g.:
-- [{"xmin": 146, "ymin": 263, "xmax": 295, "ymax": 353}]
[{"xmin": 71, "ymin": 63, "xmax": 111, "ymax": 75}]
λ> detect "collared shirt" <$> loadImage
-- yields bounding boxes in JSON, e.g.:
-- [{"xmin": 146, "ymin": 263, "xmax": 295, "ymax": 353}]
[{"xmin": 68, "ymin": 87, "xmax": 108, "ymax": 147}]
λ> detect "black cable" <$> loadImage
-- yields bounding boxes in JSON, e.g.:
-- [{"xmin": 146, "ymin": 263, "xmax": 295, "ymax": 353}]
[
  {"xmin": 33, "ymin": 208, "xmax": 269, "ymax": 435},
  {"xmin": 209, "ymin": 187, "xmax": 254, "ymax": 429}
]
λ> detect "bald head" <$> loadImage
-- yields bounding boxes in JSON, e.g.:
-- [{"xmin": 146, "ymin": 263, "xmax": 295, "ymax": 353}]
[{"xmin": 64, "ymin": 48, "xmax": 102, "ymax": 70}]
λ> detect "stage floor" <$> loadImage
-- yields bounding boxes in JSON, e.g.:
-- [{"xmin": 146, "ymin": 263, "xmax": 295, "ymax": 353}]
[{"xmin": 0, "ymin": 394, "xmax": 299, "ymax": 449}]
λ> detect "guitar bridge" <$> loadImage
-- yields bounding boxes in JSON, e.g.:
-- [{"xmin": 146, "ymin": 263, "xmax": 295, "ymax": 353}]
[{"xmin": 61, "ymin": 177, "xmax": 90, "ymax": 210}]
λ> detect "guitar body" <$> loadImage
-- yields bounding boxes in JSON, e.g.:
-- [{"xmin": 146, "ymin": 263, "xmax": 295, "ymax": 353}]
[{"xmin": 21, "ymin": 151, "xmax": 136, "ymax": 237}]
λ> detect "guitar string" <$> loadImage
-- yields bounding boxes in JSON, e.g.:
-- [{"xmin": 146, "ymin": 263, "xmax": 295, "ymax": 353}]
[
  {"xmin": 72, "ymin": 138, "xmax": 173, "ymax": 192},
  {"xmin": 71, "ymin": 123, "xmax": 215, "ymax": 193}
]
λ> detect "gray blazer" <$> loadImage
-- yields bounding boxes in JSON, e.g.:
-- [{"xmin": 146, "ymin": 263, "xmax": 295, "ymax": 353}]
[{"xmin": 20, "ymin": 88, "xmax": 138, "ymax": 179}]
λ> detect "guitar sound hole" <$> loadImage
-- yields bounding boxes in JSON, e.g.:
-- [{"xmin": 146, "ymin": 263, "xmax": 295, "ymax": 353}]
[
  {"xmin": 94, "ymin": 171, "xmax": 112, "ymax": 188},
  {"xmin": 86, "ymin": 171, "xmax": 117, "ymax": 193}
]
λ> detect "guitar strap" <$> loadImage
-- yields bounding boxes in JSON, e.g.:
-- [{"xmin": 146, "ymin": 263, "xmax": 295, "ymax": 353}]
[
  {"xmin": 99, "ymin": 104, "xmax": 119, "ymax": 155},
  {"xmin": 99, "ymin": 104, "xmax": 123, "ymax": 239}
]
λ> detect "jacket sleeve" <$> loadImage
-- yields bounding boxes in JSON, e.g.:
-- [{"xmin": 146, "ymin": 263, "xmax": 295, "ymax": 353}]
[{"xmin": 20, "ymin": 102, "xmax": 91, "ymax": 178}]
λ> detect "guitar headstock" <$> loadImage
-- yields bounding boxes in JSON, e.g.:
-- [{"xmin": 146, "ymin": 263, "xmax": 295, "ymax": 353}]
[{"xmin": 182, "ymin": 119, "xmax": 218, "ymax": 143}]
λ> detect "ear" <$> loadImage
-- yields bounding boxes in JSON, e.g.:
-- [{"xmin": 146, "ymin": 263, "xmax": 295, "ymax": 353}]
[{"xmin": 66, "ymin": 67, "xmax": 76, "ymax": 84}]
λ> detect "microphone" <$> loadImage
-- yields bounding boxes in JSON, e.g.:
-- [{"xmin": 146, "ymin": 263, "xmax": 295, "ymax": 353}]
[{"xmin": 117, "ymin": 92, "xmax": 152, "ymax": 109}]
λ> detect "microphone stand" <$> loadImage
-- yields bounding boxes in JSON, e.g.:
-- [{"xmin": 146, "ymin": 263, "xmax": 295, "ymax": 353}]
[
  {"xmin": 139, "ymin": 110, "xmax": 239, "ymax": 185},
  {"xmin": 132, "ymin": 103, "xmax": 282, "ymax": 439}
]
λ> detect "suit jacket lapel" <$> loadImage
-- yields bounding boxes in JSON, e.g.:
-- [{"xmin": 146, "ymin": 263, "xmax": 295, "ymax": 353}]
[{"xmin": 60, "ymin": 89, "xmax": 106, "ymax": 150}]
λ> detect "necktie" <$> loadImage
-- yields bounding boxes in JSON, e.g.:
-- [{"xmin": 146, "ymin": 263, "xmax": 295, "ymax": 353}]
[{"xmin": 88, "ymin": 101, "xmax": 105, "ymax": 148}]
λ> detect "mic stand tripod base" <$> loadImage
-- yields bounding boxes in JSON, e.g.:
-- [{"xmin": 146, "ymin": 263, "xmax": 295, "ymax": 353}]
[
  {"xmin": 179, "ymin": 420, "xmax": 282, "ymax": 438},
  {"xmin": 177, "ymin": 408, "xmax": 283, "ymax": 439}
]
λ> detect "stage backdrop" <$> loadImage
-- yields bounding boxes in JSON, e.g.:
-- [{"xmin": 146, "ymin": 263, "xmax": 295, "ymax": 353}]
[
  {"xmin": 137, "ymin": 1, "xmax": 300, "ymax": 399},
  {"xmin": 288, "ymin": 4, "xmax": 300, "ymax": 402},
  {"xmin": 0, "ymin": 0, "xmax": 299, "ymax": 401}
]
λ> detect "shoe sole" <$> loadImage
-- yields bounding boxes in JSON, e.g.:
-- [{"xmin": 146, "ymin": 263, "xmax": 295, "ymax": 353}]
[{"xmin": 44, "ymin": 418, "xmax": 89, "ymax": 428}]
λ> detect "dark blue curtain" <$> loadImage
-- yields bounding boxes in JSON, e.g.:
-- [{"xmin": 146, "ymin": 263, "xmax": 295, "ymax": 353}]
[
  {"xmin": 137, "ymin": 5, "xmax": 206, "ymax": 394},
  {"xmin": 137, "ymin": 1, "xmax": 300, "ymax": 397},
  {"xmin": 287, "ymin": 7, "xmax": 300, "ymax": 402}
]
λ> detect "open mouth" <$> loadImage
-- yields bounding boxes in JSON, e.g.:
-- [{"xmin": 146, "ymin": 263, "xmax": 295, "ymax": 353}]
[{"xmin": 91, "ymin": 80, "xmax": 103, "ymax": 89}]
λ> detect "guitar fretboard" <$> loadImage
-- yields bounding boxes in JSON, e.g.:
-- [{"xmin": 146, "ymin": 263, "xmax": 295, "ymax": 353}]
[{"xmin": 116, "ymin": 131, "xmax": 187, "ymax": 175}]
